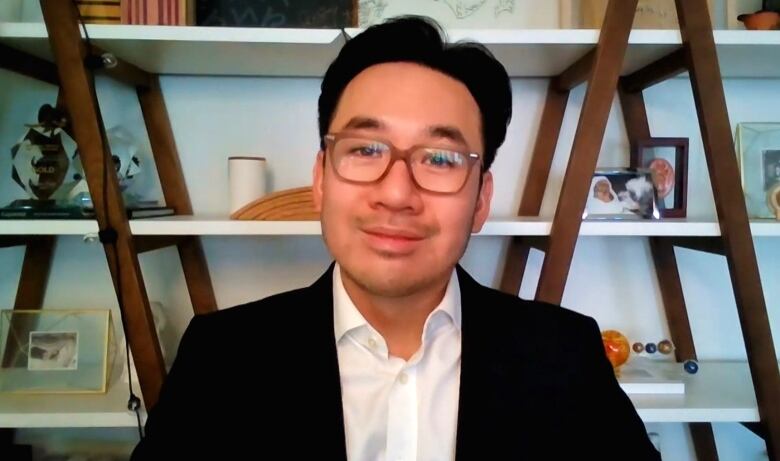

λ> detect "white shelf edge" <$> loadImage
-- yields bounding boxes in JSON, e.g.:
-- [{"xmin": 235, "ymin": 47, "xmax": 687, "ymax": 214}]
[
  {"xmin": 0, "ymin": 360, "xmax": 759, "ymax": 427},
  {"xmin": 1, "ymin": 217, "xmax": 777, "ymax": 237},
  {"xmin": 0, "ymin": 22, "xmax": 344, "ymax": 44},
  {"xmin": 0, "ymin": 219, "xmax": 98, "ymax": 235},
  {"xmin": 3, "ymin": 23, "xmax": 778, "ymax": 47}
]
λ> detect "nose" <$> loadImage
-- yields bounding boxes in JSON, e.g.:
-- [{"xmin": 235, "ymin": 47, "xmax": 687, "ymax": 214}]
[{"xmin": 370, "ymin": 158, "xmax": 423, "ymax": 213}]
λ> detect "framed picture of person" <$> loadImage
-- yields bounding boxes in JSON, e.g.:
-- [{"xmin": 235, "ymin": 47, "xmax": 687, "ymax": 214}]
[
  {"xmin": 584, "ymin": 168, "xmax": 660, "ymax": 220},
  {"xmin": 631, "ymin": 137, "xmax": 688, "ymax": 218},
  {"xmin": 735, "ymin": 122, "xmax": 780, "ymax": 219}
]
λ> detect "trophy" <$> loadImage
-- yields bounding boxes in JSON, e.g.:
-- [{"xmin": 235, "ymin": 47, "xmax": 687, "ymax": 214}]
[{"xmin": 4, "ymin": 104, "xmax": 85, "ymax": 218}]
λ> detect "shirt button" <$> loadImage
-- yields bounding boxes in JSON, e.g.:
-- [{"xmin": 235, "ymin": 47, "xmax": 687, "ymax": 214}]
[
  {"xmin": 367, "ymin": 338, "xmax": 377, "ymax": 349},
  {"xmin": 399, "ymin": 372, "xmax": 408, "ymax": 384}
]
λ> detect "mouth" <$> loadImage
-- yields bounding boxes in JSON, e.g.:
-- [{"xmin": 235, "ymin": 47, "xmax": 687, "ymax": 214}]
[{"xmin": 361, "ymin": 226, "xmax": 426, "ymax": 255}]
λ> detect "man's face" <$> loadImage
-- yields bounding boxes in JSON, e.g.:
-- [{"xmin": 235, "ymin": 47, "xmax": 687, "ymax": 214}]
[{"xmin": 313, "ymin": 62, "xmax": 493, "ymax": 297}]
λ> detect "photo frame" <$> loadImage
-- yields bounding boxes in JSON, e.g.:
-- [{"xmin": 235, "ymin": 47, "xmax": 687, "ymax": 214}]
[
  {"xmin": 0, "ymin": 309, "xmax": 115, "ymax": 394},
  {"xmin": 584, "ymin": 168, "xmax": 660, "ymax": 220},
  {"xmin": 560, "ymin": 0, "xmax": 716, "ymax": 29},
  {"xmin": 736, "ymin": 122, "xmax": 780, "ymax": 219},
  {"xmin": 631, "ymin": 137, "xmax": 689, "ymax": 218}
]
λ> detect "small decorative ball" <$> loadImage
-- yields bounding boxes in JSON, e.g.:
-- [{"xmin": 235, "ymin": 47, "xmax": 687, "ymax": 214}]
[
  {"xmin": 601, "ymin": 330, "xmax": 630, "ymax": 370},
  {"xmin": 658, "ymin": 339, "xmax": 674, "ymax": 355},
  {"xmin": 645, "ymin": 342, "xmax": 658, "ymax": 354},
  {"xmin": 683, "ymin": 359, "xmax": 699, "ymax": 374},
  {"xmin": 632, "ymin": 342, "xmax": 645, "ymax": 353}
]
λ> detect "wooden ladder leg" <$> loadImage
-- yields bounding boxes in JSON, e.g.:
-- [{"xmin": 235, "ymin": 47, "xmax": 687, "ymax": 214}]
[
  {"xmin": 499, "ymin": 82, "xmax": 569, "ymax": 294},
  {"xmin": 676, "ymin": 1, "xmax": 780, "ymax": 458},
  {"xmin": 536, "ymin": 0, "xmax": 638, "ymax": 304},
  {"xmin": 1, "ymin": 237, "xmax": 57, "ymax": 366},
  {"xmin": 619, "ymin": 80, "xmax": 720, "ymax": 461},
  {"xmin": 0, "ymin": 236, "xmax": 55, "ymax": 457},
  {"xmin": 40, "ymin": 0, "xmax": 166, "ymax": 408},
  {"xmin": 137, "ymin": 77, "xmax": 218, "ymax": 315}
]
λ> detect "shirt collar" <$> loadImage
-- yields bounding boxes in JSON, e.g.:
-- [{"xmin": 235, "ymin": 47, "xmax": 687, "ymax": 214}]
[{"xmin": 332, "ymin": 262, "xmax": 462, "ymax": 343}]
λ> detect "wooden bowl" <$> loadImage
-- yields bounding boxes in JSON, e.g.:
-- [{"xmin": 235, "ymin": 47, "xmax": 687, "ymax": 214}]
[{"xmin": 737, "ymin": 11, "xmax": 780, "ymax": 30}]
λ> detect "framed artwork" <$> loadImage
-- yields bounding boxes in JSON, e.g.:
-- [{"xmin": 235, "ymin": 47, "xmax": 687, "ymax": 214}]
[
  {"xmin": 735, "ymin": 122, "xmax": 780, "ymax": 219},
  {"xmin": 358, "ymin": 0, "xmax": 556, "ymax": 28},
  {"xmin": 584, "ymin": 168, "xmax": 660, "ymax": 220},
  {"xmin": 0, "ymin": 309, "xmax": 115, "ymax": 394},
  {"xmin": 631, "ymin": 137, "xmax": 688, "ymax": 218},
  {"xmin": 196, "ymin": 0, "xmax": 356, "ymax": 27},
  {"xmin": 560, "ymin": 0, "xmax": 716, "ymax": 29}
]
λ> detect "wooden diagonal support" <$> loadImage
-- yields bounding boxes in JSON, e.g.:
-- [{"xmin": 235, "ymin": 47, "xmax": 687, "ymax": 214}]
[
  {"xmin": 1, "ymin": 236, "xmax": 56, "ymax": 367},
  {"xmin": 138, "ymin": 77, "xmax": 218, "ymax": 315},
  {"xmin": 40, "ymin": 0, "xmax": 165, "ymax": 408},
  {"xmin": 676, "ymin": 1, "xmax": 780, "ymax": 458},
  {"xmin": 535, "ymin": 0, "xmax": 638, "ymax": 304},
  {"xmin": 0, "ymin": 42, "xmax": 59, "ymax": 85},
  {"xmin": 498, "ymin": 81, "xmax": 569, "ymax": 295},
  {"xmin": 619, "ymin": 72, "xmax": 720, "ymax": 461},
  {"xmin": 621, "ymin": 47, "xmax": 688, "ymax": 93}
]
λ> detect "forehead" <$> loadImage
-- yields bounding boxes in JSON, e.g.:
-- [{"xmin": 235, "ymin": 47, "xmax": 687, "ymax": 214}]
[{"xmin": 329, "ymin": 62, "xmax": 482, "ymax": 149}]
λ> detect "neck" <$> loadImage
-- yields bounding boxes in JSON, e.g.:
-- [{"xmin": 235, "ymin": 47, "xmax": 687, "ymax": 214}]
[{"xmin": 340, "ymin": 267, "xmax": 451, "ymax": 361}]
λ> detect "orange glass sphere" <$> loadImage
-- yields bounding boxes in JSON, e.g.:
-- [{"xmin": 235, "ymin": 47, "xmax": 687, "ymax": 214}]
[{"xmin": 602, "ymin": 330, "xmax": 630, "ymax": 369}]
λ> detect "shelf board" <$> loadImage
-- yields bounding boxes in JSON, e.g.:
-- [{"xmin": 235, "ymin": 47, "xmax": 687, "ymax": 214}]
[
  {"xmin": 0, "ymin": 360, "xmax": 758, "ymax": 427},
  {"xmin": 128, "ymin": 216, "xmax": 780, "ymax": 236},
  {"xmin": 1, "ymin": 217, "xmax": 777, "ymax": 237},
  {"xmin": 629, "ymin": 360, "xmax": 758, "ymax": 423},
  {"xmin": 0, "ymin": 380, "xmax": 146, "ymax": 428},
  {"xmin": 0, "ymin": 219, "xmax": 98, "ymax": 235},
  {"xmin": 0, "ymin": 23, "xmax": 346, "ymax": 77},
  {"xmin": 1, "ymin": 23, "xmax": 779, "ymax": 77}
]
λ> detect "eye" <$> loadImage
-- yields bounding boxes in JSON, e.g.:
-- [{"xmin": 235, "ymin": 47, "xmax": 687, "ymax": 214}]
[
  {"xmin": 348, "ymin": 142, "xmax": 387, "ymax": 158},
  {"xmin": 422, "ymin": 150, "xmax": 464, "ymax": 169}
]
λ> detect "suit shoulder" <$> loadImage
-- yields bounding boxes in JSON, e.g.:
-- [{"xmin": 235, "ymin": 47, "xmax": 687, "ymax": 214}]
[
  {"xmin": 192, "ymin": 285, "xmax": 314, "ymax": 332},
  {"xmin": 475, "ymin": 284, "xmax": 598, "ymax": 334}
]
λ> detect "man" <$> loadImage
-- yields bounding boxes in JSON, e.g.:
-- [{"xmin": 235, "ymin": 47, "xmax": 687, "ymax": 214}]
[{"xmin": 132, "ymin": 16, "xmax": 660, "ymax": 460}]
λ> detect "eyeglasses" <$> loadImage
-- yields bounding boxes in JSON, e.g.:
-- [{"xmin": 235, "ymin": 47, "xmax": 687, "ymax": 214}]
[{"xmin": 322, "ymin": 133, "xmax": 482, "ymax": 194}]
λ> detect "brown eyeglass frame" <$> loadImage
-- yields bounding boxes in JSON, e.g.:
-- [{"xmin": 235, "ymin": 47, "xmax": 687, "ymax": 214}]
[{"xmin": 322, "ymin": 133, "xmax": 482, "ymax": 194}]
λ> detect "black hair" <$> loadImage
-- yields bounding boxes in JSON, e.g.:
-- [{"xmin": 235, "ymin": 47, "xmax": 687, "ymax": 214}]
[{"xmin": 318, "ymin": 15, "xmax": 512, "ymax": 171}]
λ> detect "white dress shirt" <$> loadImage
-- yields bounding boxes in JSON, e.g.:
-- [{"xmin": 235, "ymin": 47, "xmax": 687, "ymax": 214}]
[{"xmin": 333, "ymin": 263, "xmax": 462, "ymax": 461}]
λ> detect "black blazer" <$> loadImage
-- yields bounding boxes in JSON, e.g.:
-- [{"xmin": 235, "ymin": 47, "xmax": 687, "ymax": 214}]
[{"xmin": 132, "ymin": 264, "xmax": 660, "ymax": 460}]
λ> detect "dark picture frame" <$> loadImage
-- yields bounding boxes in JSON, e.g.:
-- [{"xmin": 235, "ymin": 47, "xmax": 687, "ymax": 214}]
[{"xmin": 631, "ymin": 137, "xmax": 689, "ymax": 218}]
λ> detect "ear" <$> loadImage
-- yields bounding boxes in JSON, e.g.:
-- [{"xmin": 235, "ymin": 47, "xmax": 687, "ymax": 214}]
[
  {"xmin": 471, "ymin": 171, "xmax": 493, "ymax": 233},
  {"xmin": 312, "ymin": 151, "xmax": 325, "ymax": 212}
]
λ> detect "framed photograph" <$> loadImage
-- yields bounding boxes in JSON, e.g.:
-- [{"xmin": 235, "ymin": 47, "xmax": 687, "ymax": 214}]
[
  {"xmin": 584, "ymin": 168, "xmax": 660, "ymax": 220},
  {"xmin": 631, "ymin": 137, "xmax": 688, "ymax": 218},
  {"xmin": 735, "ymin": 122, "xmax": 780, "ymax": 219},
  {"xmin": 0, "ymin": 309, "xmax": 115, "ymax": 394},
  {"xmin": 28, "ymin": 331, "xmax": 79, "ymax": 371},
  {"xmin": 560, "ymin": 0, "xmax": 716, "ymax": 29}
]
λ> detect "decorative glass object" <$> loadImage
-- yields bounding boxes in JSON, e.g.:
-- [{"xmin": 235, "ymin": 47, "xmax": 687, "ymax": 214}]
[
  {"xmin": 601, "ymin": 330, "xmax": 630, "ymax": 373},
  {"xmin": 9, "ymin": 104, "xmax": 83, "ymax": 206},
  {"xmin": 735, "ymin": 122, "xmax": 780, "ymax": 219},
  {"xmin": 0, "ymin": 309, "xmax": 116, "ymax": 394}
]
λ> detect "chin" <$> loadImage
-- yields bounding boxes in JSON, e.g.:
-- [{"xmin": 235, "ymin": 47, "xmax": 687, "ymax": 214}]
[{"xmin": 341, "ymin": 257, "xmax": 444, "ymax": 298}]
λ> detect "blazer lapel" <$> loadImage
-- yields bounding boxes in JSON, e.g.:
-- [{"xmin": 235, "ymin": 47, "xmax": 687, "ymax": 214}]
[
  {"xmin": 304, "ymin": 263, "xmax": 348, "ymax": 460},
  {"xmin": 453, "ymin": 265, "xmax": 534, "ymax": 461}
]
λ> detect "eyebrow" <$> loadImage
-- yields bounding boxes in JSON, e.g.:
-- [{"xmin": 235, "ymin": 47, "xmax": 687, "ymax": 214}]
[
  {"xmin": 340, "ymin": 117, "xmax": 469, "ymax": 148},
  {"xmin": 342, "ymin": 116, "xmax": 385, "ymax": 131},
  {"xmin": 427, "ymin": 125, "xmax": 468, "ymax": 147}
]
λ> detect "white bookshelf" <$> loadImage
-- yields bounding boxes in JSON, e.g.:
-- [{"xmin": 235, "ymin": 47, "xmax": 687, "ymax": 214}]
[
  {"xmin": 1, "ymin": 217, "xmax": 778, "ymax": 237},
  {"xmin": 0, "ymin": 382, "xmax": 146, "ymax": 428},
  {"xmin": 629, "ymin": 361, "xmax": 759, "ymax": 423},
  {"xmin": 1, "ymin": 23, "xmax": 779, "ymax": 77},
  {"xmin": 0, "ymin": 360, "xmax": 757, "ymax": 428}
]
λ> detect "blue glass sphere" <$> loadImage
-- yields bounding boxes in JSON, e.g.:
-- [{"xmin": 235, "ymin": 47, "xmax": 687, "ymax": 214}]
[{"xmin": 683, "ymin": 360, "xmax": 699, "ymax": 374}]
